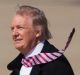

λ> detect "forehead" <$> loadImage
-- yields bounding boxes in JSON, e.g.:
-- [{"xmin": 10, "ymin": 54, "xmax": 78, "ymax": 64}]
[{"xmin": 11, "ymin": 15, "xmax": 33, "ymax": 26}]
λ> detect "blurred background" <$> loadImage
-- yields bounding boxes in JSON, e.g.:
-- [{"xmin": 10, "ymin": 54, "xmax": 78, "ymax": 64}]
[{"xmin": 0, "ymin": 0, "xmax": 80, "ymax": 75}]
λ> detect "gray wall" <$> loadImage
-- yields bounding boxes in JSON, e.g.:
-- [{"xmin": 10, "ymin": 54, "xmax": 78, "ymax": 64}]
[{"xmin": 0, "ymin": 0, "xmax": 80, "ymax": 75}]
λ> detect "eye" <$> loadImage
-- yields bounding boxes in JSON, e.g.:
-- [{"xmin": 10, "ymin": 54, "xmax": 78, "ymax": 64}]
[
  {"xmin": 10, "ymin": 26, "xmax": 14, "ymax": 31},
  {"xmin": 17, "ymin": 25, "xmax": 24, "ymax": 30}
]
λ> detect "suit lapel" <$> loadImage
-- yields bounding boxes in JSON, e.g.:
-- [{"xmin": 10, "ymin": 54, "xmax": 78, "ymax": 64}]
[
  {"xmin": 7, "ymin": 53, "xmax": 23, "ymax": 72},
  {"xmin": 30, "ymin": 65, "xmax": 41, "ymax": 75}
]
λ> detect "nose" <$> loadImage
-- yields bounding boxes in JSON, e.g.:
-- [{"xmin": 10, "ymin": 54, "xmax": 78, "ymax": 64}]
[{"xmin": 12, "ymin": 28, "xmax": 19, "ymax": 38}]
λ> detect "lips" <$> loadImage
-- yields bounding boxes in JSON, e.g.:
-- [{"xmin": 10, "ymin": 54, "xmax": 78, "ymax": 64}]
[{"xmin": 14, "ymin": 38, "xmax": 22, "ymax": 43}]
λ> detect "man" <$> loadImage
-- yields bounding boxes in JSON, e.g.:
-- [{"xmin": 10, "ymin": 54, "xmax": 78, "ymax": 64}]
[{"xmin": 7, "ymin": 5, "xmax": 74, "ymax": 75}]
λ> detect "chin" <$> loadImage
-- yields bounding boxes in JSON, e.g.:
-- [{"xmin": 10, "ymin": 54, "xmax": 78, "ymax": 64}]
[
  {"xmin": 15, "ymin": 45, "xmax": 25, "ymax": 53},
  {"xmin": 15, "ymin": 45, "xmax": 23, "ymax": 50},
  {"xmin": 16, "ymin": 47, "xmax": 24, "ymax": 53},
  {"xmin": 16, "ymin": 47, "xmax": 27, "ymax": 54}
]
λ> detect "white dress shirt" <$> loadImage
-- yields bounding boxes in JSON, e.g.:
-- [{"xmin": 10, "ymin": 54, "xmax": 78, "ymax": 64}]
[{"xmin": 20, "ymin": 41, "xmax": 44, "ymax": 75}]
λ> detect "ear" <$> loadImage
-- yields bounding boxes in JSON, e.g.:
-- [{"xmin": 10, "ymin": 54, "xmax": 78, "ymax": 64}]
[{"xmin": 35, "ymin": 26, "xmax": 42, "ymax": 38}]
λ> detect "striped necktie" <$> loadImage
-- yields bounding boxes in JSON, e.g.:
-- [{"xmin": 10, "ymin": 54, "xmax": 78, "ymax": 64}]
[{"xmin": 21, "ymin": 28, "xmax": 75, "ymax": 67}]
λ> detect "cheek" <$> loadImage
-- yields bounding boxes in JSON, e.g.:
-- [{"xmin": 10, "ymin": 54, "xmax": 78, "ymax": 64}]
[
  {"xmin": 24, "ymin": 33, "xmax": 35, "ymax": 41},
  {"xmin": 24, "ymin": 31, "xmax": 36, "ymax": 42}
]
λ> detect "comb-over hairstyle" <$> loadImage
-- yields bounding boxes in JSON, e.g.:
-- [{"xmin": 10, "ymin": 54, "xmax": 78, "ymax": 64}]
[{"xmin": 16, "ymin": 5, "xmax": 52, "ymax": 40}]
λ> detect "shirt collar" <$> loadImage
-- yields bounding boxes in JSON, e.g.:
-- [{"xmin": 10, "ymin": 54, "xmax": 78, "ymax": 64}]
[{"xmin": 24, "ymin": 40, "xmax": 45, "ymax": 58}]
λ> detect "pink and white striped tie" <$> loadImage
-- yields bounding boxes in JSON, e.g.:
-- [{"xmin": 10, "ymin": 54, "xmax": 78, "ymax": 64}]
[
  {"xmin": 21, "ymin": 50, "xmax": 64, "ymax": 67},
  {"xmin": 21, "ymin": 28, "xmax": 75, "ymax": 67}
]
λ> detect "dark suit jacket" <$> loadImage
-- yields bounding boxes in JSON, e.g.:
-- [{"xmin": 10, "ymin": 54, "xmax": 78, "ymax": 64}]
[{"xmin": 7, "ymin": 40, "xmax": 74, "ymax": 75}]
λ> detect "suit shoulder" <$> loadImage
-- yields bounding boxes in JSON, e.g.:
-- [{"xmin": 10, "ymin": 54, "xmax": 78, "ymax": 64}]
[{"xmin": 40, "ymin": 55, "xmax": 74, "ymax": 75}]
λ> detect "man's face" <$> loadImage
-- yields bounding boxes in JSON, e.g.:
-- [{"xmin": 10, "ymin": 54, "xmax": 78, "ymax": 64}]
[{"xmin": 11, "ymin": 15, "xmax": 37, "ymax": 54}]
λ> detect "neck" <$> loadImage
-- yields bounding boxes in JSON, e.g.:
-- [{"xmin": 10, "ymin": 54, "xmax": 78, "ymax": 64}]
[{"xmin": 21, "ymin": 40, "xmax": 42, "ymax": 55}]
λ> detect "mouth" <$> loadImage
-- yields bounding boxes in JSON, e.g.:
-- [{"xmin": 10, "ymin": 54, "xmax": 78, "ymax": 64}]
[{"xmin": 14, "ymin": 39, "xmax": 22, "ymax": 43}]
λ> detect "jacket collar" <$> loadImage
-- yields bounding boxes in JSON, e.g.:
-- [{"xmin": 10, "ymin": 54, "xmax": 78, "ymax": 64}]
[{"xmin": 41, "ymin": 40, "xmax": 58, "ymax": 53}]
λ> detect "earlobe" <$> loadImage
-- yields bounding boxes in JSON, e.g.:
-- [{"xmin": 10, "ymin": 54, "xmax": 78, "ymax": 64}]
[{"xmin": 36, "ymin": 33, "xmax": 40, "ymax": 38}]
